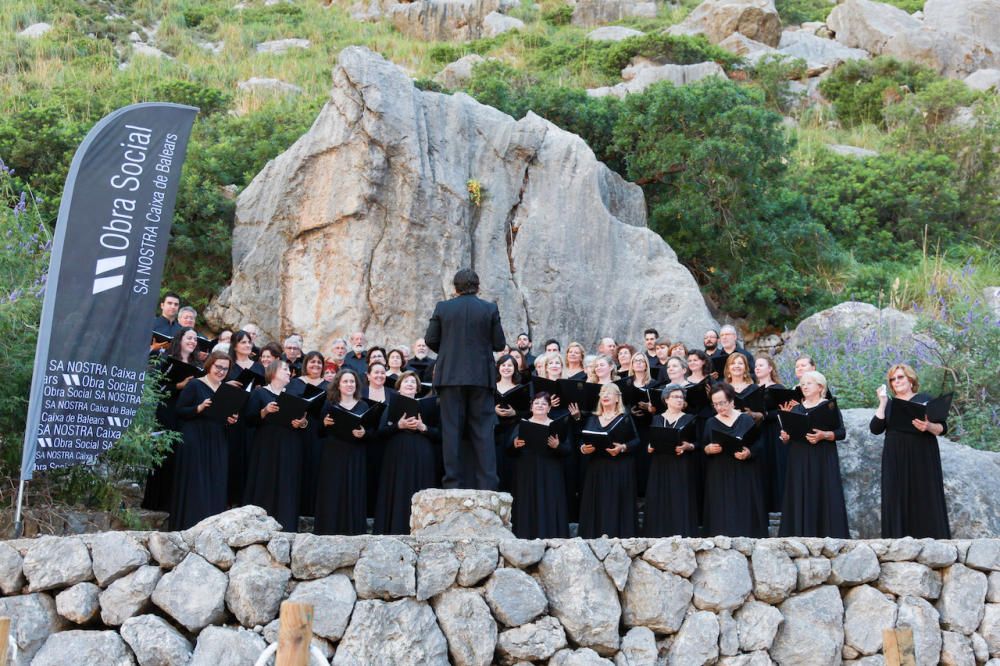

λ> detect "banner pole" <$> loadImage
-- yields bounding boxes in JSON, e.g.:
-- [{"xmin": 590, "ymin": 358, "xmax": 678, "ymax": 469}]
[{"xmin": 12, "ymin": 478, "xmax": 25, "ymax": 538}]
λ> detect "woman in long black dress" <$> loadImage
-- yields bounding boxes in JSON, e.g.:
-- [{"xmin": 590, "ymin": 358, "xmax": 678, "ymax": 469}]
[
  {"xmin": 243, "ymin": 360, "xmax": 309, "ymax": 532},
  {"xmin": 286, "ymin": 351, "xmax": 327, "ymax": 519},
  {"xmin": 625, "ymin": 353, "xmax": 658, "ymax": 500},
  {"xmin": 494, "ymin": 354, "xmax": 524, "ymax": 493},
  {"xmin": 315, "ymin": 369, "xmax": 370, "ymax": 535},
  {"xmin": 226, "ymin": 331, "xmax": 266, "ymax": 506},
  {"xmin": 576, "ymin": 383, "xmax": 640, "ymax": 538},
  {"xmin": 509, "ymin": 392, "xmax": 569, "ymax": 538},
  {"xmin": 872, "ymin": 363, "xmax": 950, "ymax": 538},
  {"xmin": 778, "ymin": 370, "xmax": 849, "ymax": 538},
  {"xmin": 362, "ymin": 361, "xmax": 395, "ymax": 519},
  {"xmin": 703, "ymin": 383, "xmax": 767, "ymax": 537},
  {"xmin": 644, "ymin": 384, "xmax": 699, "ymax": 537},
  {"xmin": 170, "ymin": 351, "xmax": 239, "ymax": 530},
  {"xmin": 143, "ymin": 327, "xmax": 200, "ymax": 511},
  {"xmin": 375, "ymin": 371, "xmax": 441, "ymax": 534},
  {"xmin": 754, "ymin": 353, "xmax": 788, "ymax": 512}
]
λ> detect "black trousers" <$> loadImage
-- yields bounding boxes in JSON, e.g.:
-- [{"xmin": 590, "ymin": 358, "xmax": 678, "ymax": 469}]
[{"xmin": 438, "ymin": 385, "xmax": 498, "ymax": 490}]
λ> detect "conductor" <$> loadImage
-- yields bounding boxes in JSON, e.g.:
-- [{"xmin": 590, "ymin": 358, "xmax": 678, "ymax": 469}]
[{"xmin": 425, "ymin": 268, "xmax": 506, "ymax": 490}]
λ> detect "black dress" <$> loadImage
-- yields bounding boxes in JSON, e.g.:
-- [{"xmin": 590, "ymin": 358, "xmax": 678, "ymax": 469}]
[
  {"xmin": 871, "ymin": 395, "xmax": 951, "ymax": 538},
  {"xmin": 362, "ymin": 386, "xmax": 396, "ymax": 519},
  {"xmin": 285, "ymin": 377, "xmax": 327, "ymax": 518},
  {"xmin": 759, "ymin": 383, "xmax": 788, "ymax": 512},
  {"xmin": 142, "ymin": 353, "xmax": 185, "ymax": 511},
  {"xmin": 243, "ymin": 387, "xmax": 304, "ymax": 532},
  {"xmin": 644, "ymin": 413, "xmax": 699, "ymax": 537},
  {"xmin": 374, "ymin": 399, "xmax": 440, "ymax": 535},
  {"xmin": 508, "ymin": 420, "xmax": 570, "ymax": 539},
  {"xmin": 577, "ymin": 413, "xmax": 640, "ymax": 539},
  {"xmin": 778, "ymin": 401, "xmax": 849, "ymax": 538},
  {"xmin": 561, "ymin": 370, "xmax": 587, "ymax": 522},
  {"xmin": 225, "ymin": 361, "xmax": 265, "ymax": 506},
  {"xmin": 169, "ymin": 380, "xmax": 229, "ymax": 530},
  {"xmin": 702, "ymin": 412, "xmax": 767, "ymax": 538},
  {"xmin": 494, "ymin": 384, "xmax": 527, "ymax": 494},
  {"xmin": 627, "ymin": 380, "xmax": 656, "ymax": 499},
  {"xmin": 314, "ymin": 400, "xmax": 370, "ymax": 535}
]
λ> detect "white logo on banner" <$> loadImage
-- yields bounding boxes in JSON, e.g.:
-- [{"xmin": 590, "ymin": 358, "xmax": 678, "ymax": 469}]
[{"xmin": 92, "ymin": 255, "xmax": 127, "ymax": 294}]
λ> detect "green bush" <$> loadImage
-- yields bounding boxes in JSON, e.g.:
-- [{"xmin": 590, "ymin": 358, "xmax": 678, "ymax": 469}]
[
  {"xmin": 749, "ymin": 54, "xmax": 808, "ymax": 113},
  {"xmin": 541, "ymin": 3, "xmax": 574, "ymax": 25},
  {"xmin": 150, "ymin": 80, "xmax": 232, "ymax": 115},
  {"xmin": 819, "ymin": 57, "xmax": 940, "ymax": 128},
  {"xmin": 774, "ymin": 0, "xmax": 832, "ymax": 24}
]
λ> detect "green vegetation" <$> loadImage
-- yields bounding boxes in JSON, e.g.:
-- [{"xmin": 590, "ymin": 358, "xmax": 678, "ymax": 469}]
[{"xmin": 775, "ymin": 0, "xmax": 923, "ymax": 25}]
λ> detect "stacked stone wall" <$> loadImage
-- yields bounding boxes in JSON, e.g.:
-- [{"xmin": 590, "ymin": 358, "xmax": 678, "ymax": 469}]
[{"xmin": 2, "ymin": 506, "xmax": 1000, "ymax": 664}]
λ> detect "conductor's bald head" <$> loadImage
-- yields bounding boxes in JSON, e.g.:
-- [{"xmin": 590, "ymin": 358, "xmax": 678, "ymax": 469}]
[{"xmin": 454, "ymin": 268, "xmax": 480, "ymax": 295}]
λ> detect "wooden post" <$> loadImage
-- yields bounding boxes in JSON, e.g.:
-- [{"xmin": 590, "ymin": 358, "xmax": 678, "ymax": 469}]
[
  {"xmin": 883, "ymin": 627, "xmax": 916, "ymax": 666},
  {"xmin": 276, "ymin": 602, "xmax": 313, "ymax": 666},
  {"xmin": 0, "ymin": 616, "xmax": 10, "ymax": 666}
]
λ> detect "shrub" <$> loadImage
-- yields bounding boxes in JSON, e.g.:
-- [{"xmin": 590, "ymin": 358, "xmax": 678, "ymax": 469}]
[
  {"xmin": 541, "ymin": 3, "xmax": 574, "ymax": 25},
  {"xmin": 819, "ymin": 57, "xmax": 940, "ymax": 128},
  {"xmin": 749, "ymin": 53, "xmax": 808, "ymax": 113},
  {"xmin": 150, "ymin": 80, "xmax": 232, "ymax": 115}
]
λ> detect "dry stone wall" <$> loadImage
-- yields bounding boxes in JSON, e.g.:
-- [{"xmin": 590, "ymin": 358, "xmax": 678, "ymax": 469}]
[{"xmin": 4, "ymin": 505, "xmax": 1000, "ymax": 664}]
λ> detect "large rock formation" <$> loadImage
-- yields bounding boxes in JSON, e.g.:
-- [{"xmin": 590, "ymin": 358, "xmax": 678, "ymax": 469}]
[
  {"xmin": 207, "ymin": 47, "xmax": 716, "ymax": 350},
  {"xmin": 779, "ymin": 301, "xmax": 920, "ymax": 359},
  {"xmin": 667, "ymin": 0, "xmax": 783, "ymax": 48}
]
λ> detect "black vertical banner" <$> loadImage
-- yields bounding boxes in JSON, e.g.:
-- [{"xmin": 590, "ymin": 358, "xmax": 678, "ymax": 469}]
[{"xmin": 20, "ymin": 103, "xmax": 198, "ymax": 479}]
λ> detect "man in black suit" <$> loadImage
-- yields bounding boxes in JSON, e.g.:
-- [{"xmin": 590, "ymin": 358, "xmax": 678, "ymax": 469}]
[{"xmin": 425, "ymin": 268, "xmax": 506, "ymax": 490}]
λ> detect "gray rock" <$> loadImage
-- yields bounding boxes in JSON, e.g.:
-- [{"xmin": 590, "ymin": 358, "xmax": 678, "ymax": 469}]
[
  {"xmin": 831, "ymin": 543, "xmax": 881, "ymax": 585},
  {"xmin": 941, "ymin": 630, "xmax": 975, "ymax": 666},
  {"xmin": 937, "ymin": 563, "xmax": 987, "ymax": 634},
  {"xmin": 206, "ymin": 47, "xmax": 716, "ymax": 361},
  {"xmin": 751, "ymin": 542, "xmax": 797, "ymax": 603},
  {"xmin": 287, "ymin": 573, "xmax": 356, "ymax": 641},
  {"xmin": 827, "ymin": 144, "xmax": 880, "ymax": 159},
  {"xmin": 190, "ymin": 626, "xmax": 266, "ymax": 666},
  {"xmin": 796, "ymin": 556, "xmax": 832, "ymax": 589},
  {"xmin": 89, "ymin": 532, "xmax": 150, "ymax": 586},
  {"xmin": 417, "ymin": 542, "xmax": 460, "ymax": 601},
  {"xmin": 433, "ymin": 54, "xmax": 486, "ymax": 89},
  {"xmin": 497, "ymin": 615, "xmax": 567, "ymax": 662},
  {"xmin": 537, "ymin": 541, "xmax": 621, "ymax": 656},
  {"xmin": 971, "ymin": 630, "xmax": 989, "ymax": 661},
  {"xmin": 498, "ymin": 539, "xmax": 546, "ymax": 568},
  {"xmin": 0, "ymin": 592, "xmax": 66, "ymax": 662},
  {"xmin": 484, "ymin": 567, "xmax": 547, "ymax": 627},
  {"xmin": 883, "ymin": 537, "xmax": 924, "ymax": 562},
  {"xmin": 777, "ymin": 30, "xmax": 869, "ymax": 75},
  {"xmin": 23, "ymin": 536, "xmax": 93, "ymax": 591},
  {"xmin": 410, "ymin": 489, "xmax": 513, "ymax": 538},
  {"xmin": 483, "ymin": 11, "xmax": 523, "ymax": 37},
  {"xmin": 989, "ymin": 572, "xmax": 1000, "ymax": 602},
  {"xmin": 192, "ymin": 527, "xmax": 235, "ymax": 570},
  {"xmin": 183, "ymin": 505, "xmax": 282, "ymax": 548},
  {"xmin": 55, "ymin": 582, "xmax": 100, "ymax": 624},
  {"xmin": 717, "ymin": 653, "xmax": 773, "ymax": 666},
  {"xmin": 897, "ymin": 595, "xmax": 943, "ymax": 666},
  {"xmin": 966, "ymin": 540, "xmax": 1000, "ymax": 572},
  {"xmin": 570, "ymin": 0, "xmax": 656, "ymax": 27},
  {"xmin": 924, "ymin": 0, "xmax": 1000, "ymax": 50},
  {"xmin": 550, "ymin": 647, "xmax": 616, "ymax": 665},
  {"xmin": 878, "ymin": 562, "xmax": 943, "ymax": 599},
  {"xmin": 772, "ymin": 585, "xmax": 845, "ymax": 665},
  {"xmin": 735, "ymin": 600, "xmax": 783, "ymax": 652},
  {"xmin": 267, "ymin": 534, "xmax": 291, "ymax": 565},
  {"xmin": 718, "ymin": 610, "xmax": 739, "ymax": 656},
  {"xmin": 622, "ymin": 559, "xmax": 692, "ymax": 633},
  {"xmin": 0, "ymin": 541, "xmax": 25, "ymax": 594},
  {"xmin": 604, "ymin": 543, "xmax": 631, "ymax": 592},
  {"xmin": 844, "ymin": 584, "xmax": 897, "ymax": 655},
  {"xmin": 667, "ymin": 0, "xmax": 782, "ymax": 46},
  {"xmin": 642, "ymin": 539, "xmax": 697, "ymax": 577},
  {"xmin": 291, "ymin": 533, "xmax": 363, "ymax": 579},
  {"xmin": 389, "ymin": 0, "xmax": 511, "ymax": 42},
  {"xmin": 456, "ymin": 540, "xmax": 499, "ymax": 586},
  {"xmin": 691, "ymin": 548, "xmax": 752, "ymax": 611},
  {"xmin": 131, "ymin": 43, "xmax": 171, "ymax": 60},
  {"xmin": 588, "ymin": 62, "xmax": 725, "ymax": 98},
  {"xmin": 980, "ymin": 604, "xmax": 1000, "ymax": 655},
  {"xmin": 667, "ymin": 610, "xmax": 720, "ymax": 666},
  {"xmin": 237, "ymin": 77, "xmax": 302, "ymax": 96},
  {"xmin": 99, "ymin": 565, "xmax": 162, "ymax": 626},
  {"xmin": 32, "ymin": 630, "xmax": 134, "ymax": 666},
  {"xmin": 121, "ymin": 614, "xmax": 194, "ymax": 666},
  {"xmin": 225, "ymin": 545, "xmax": 291, "ymax": 627},
  {"xmin": 334, "ymin": 598, "xmax": 449, "ymax": 665},
  {"xmin": 615, "ymin": 626, "xmax": 657, "ymax": 666},
  {"xmin": 17, "ymin": 22, "xmax": 53, "ymax": 39},
  {"xmin": 587, "ymin": 27, "xmax": 646, "ymax": 42},
  {"xmin": 255, "ymin": 38, "xmax": 310, "ymax": 54},
  {"xmin": 919, "ymin": 541, "xmax": 959, "ymax": 569},
  {"xmin": 147, "ymin": 532, "xmax": 188, "ymax": 568},
  {"xmin": 717, "ymin": 32, "xmax": 779, "ymax": 63},
  {"xmin": 151, "ymin": 553, "xmax": 228, "ymax": 632},
  {"xmin": 884, "ymin": 26, "xmax": 1000, "ymax": 79},
  {"xmin": 828, "ymin": 0, "xmax": 921, "ymax": 52},
  {"xmin": 354, "ymin": 538, "xmax": 417, "ymax": 599},
  {"xmin": 966, "ymin": 70, "xmax": 1000, "ymax": 91},
  {"xmin": 431, "ymin": 587, "xmax": 498, "ymax": 666}
]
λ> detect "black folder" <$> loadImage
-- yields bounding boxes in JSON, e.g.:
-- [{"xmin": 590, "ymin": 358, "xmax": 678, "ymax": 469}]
[
  {"xmin": 777, "ymin": 403, "xmax": 840, "ymax": 441},
  {"xmin": 204, "ymin": 382, "xmax": 250, "ymax": 423},
  {"xmin": 735, "ymin": 385, "xmax": 765, "ymax": 413},
  {"xmin": 888, "ymin": 394, "xmax": 952, "ymax": 433},
  {"xmin": 531, "ymin": 377, "xmax": 562, "ymax": 402},
  {"xmin": 151, "ymin": 330, "xmax": 173, "ymax": 345},
  {"xmin": 298, "ymin": 382, "xmax": 328, "ymax": 417},
  {"xmin": 683, "ymin": 380, "xmax": 710, "ymax": 415},
  {"xmin": 162, "ymin": 358, "xmax": 204, "ymax": 384},
  {"xmin": 233, "ymin": 366, "xmax": 265, "ymax": 391},
  {"xmin": 710, "ymin": 354, "xmax": 728, "ymax": 378},
  {"xmin": 518, "ymin": 418, "xmax": 567, "ymax": 451},
  {"xmin": 270, "ymin": 391, "xmax": 323, "ymax": 427},
  {"xmin": 496, "ymin": 383, "xmax": 531, "ymax": 412},
  {"xmin": 648, "ymin": 420, "xmax": 696, "ymax": 454},
  {"xmin": 581, "ymin": 415, "xmax": 635, "ymax": 456},
  {"xmin": 764, "ymin": 386, "xmax": 803, "ymax": 412},
  {"xmin": 195, "ymin": 334, "xmax": 215, "ymax": 354},
  {"xmin": 385, "ymin": 394, "xmax": 438, "ymax": 426},
  {"xmin": 558, "ymin": 379, "xmax": 602, "ymax": 413},
  {"xmin": 326, "ymin": 404, "xmax": 381, "ymax": 439},
  {"xmin": 712, "ymin": 429, "xmax": 749, "ymax": 456}
]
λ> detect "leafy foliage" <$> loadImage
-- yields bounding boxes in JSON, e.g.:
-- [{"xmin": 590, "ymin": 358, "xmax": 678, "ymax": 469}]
[{"xmin": 818, "ymin": 57, "xmax": 941, "ymax": 128}]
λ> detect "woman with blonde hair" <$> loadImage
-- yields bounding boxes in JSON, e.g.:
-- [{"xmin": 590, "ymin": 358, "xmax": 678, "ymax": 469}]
[
  {"xmin": 564, "ymin": 342, "xmax": 587, "ymax": 380},
  {"xmin": 575, "ymin": 383, "xmax": 639, "ymax": 538},
  {"xmin": 587, "ymin": 354, "xmax": 619, "ymax": 384},
  {"xmin": 871, "ymin": 363, "xmax": 950, "ymax": 538}
]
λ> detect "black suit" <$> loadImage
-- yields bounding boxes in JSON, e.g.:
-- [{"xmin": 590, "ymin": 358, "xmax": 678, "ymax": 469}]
[{"xmin": 425, "ymin": 293, "xmax": 506, "ymax": 490}]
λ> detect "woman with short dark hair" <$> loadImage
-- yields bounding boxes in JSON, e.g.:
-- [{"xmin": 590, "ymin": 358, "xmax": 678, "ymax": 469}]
[
  {"xmin": 287, "ymin": 351, "xmax": 328, "ymax": 519},
  {"xmin": 644, "ymin": 384, "xmax": 699, "ymax": 537},
  {"xmin": 509, "ymin": 392, "xmax": 569, "ymax": 538}
]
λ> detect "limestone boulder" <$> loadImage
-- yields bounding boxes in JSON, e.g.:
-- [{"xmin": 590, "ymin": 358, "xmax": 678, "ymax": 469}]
[
  {"xmin": 499, "ymin": 539, "xmax": 546, "ymax": 568},
  {"xmin": 456, "ymin": 540, "xmax": 499, "ymax": 586},
  {"xmin": 147, "ymin": 532, "xmax": 188, "ymax": 569},
  {"xmin": 0, "ymin": 593, "xmax": 67, "ymax": 663},
  {"xmin": 56, "ymin": 582, "xmax": 101, "ymax": 624},
  {"xmin": 151, "ymin": 554, "xmax": 228, "ymax": 632},
  {"xmin": 484, "ymin": 567, "xmax": 548, "ymax": 627},
  {"xmin": 23, "ymin": 536, "xmax": 92, "ymax": 591},
  {"xmin": 207, "ymin": 46, "xmax": 716, "ymax": 355},
  {"xmin": 878, "ymin": 562, "xmax": 943, "ymax": 599},
  {"xmin": 99, "ymin": 565, "xmax": 162, "ymax": 626},
  {"xmin": 89, "ymin": 532, "xmax": 150, "ymax": 587},
  {"xmin": 621, "ymin": 558, "xmax": 692, "ymax": 633},
  {"xmin": 496, "ymin": 615, "xmax": 568, "ymax": 662},
  {"xmin": 290, "ymin": 533, "xmax": 363, "ymax": 579},
  {"xmin": 642, "ymin": 539, "xmax": 697, "ymax": 577},
  {"xmin": 941, "ymin": 630, "xmax": 975, "ymax": 666},
  {"xmin": 120, "ymin": 614, "xmax": 194, "ymax": 666},
  {"xmin": 417, "ymin": 542, "xmax": 460, "ymax": 600},
  {"xmin": 919, "ymin": 541, "xmax": 958, "ymax": 569},
  {"xmin": 668, "ymin": 0, "xmax": 782, "ymax": 47},
  {"xmin": 571, "ymin": 0, "xmax": 657, "ymax": 27},
  {"xmin": 32, "ymin": 630, "xmax": 134, "ymax": 666},
  {"xmin": 779, "ymin": 301, "xmax": 920, "ymax": 361},
  {"xmin": 588, "ymin": 62, "xmax": 726, "ymax": 98},
  {"xmin": 287, "ymin": 574, "xmax": 357, "ymax": 641},
  {"xmin": 828, "ymin": 0, "xmax": 921, "ymax": 53},
  {"xmin": 796, "ymin": 556, "xmax": 832, "ymax": 589},
  {"xmin": 884, "ymin": 26, "xmax": 1000, "ymax": 79},
  {"xmin": 668, "ymin": 611, "xmax": 720, "ymax": 665},
  {"xmin": 18, "ymin": 23, "xmax": 53, "ymax": 39},
  {"xmin": 225, "ymin": 545, "xmax": 292, "ymax": 627},
  {"xmin": 411, "ymin": 489, "xmax": 513, "ymax": 538},
  {"xmin": 0, "ymin": 541, "xmax": 25, "ymax": 594},
  {"xmin": 588, "ymin": 27, "xmax": 646, "ymax": 42},
  {"xmin": 735, "ymin": 600, "xmax": 783, "ymax": 652},
  {"xmin": 432, "ymin": 587, "xmax": 498, "ymax": 666},
  {"xmin": 937, "ymin": 564, "xmax": 987, "ymax": 635},
  {"xmin": 897, "ymin": 596, "xmax": 943, "ymax": 666},
  {"xmin": 537, "ymin": 541, "xmax": 621, "ymax": 655},
  {"xmin": 255, "ymin": 38, "xmax": 310, "ymax": 54},
  {"xmin": 717, "ymin": 32, "xmax": 779, "ymax": 63},
  {"xmin": 434, "ymin": 54, "xmax": 486, "ymax": 89},
  {"xmin": 980, "ymin": 603, "xmax": 1000, "ymax": 654},
  {"xmin": 389, "ymin": 0, "xmax": 509, "ymax": 41},
  {"xmin": 965, "ymin": 69, "xmax": 1000, "ymax": 92},
  {"xmin": 334, "ymin": 598, "xmax": 449, "ymax": 665},
  {"xmin": 483, "ymin": 11, "xmax": 523, "ymax": 37},
  {"xmin": 751, "ymin": 542, "xmax": 797, "ymax": 603},
  {"xmin": 844, "ymin": 584, "xmax": 897, "ymax": 655},
  {"xmin": 771, "ymin": 585, "xmax": 845, "ymax": 665},
  {"xmin": 354, "ymin": 538, "xmax": 417, "ymax": 599},
  {"xmin": 924, "ymin": 0, "xmax": 1000, "ymax": 50},
  {"xmin": 615, "ymin": 626, "xmax": 657, "ymax": 666},
  {"xmin": 777, "ymin": 30, "xmax": 869, "ymax": 75},
  {"xmin": 831, "ymin": 543, "xmax": 881, "ymax": 586},
  {"xmin": 190, "ymin": 626, "xmax": 266, "ymax": 666},
  {"xmin": 691, "ymin": 548, "xmax": 752, "ymax": 611}
]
